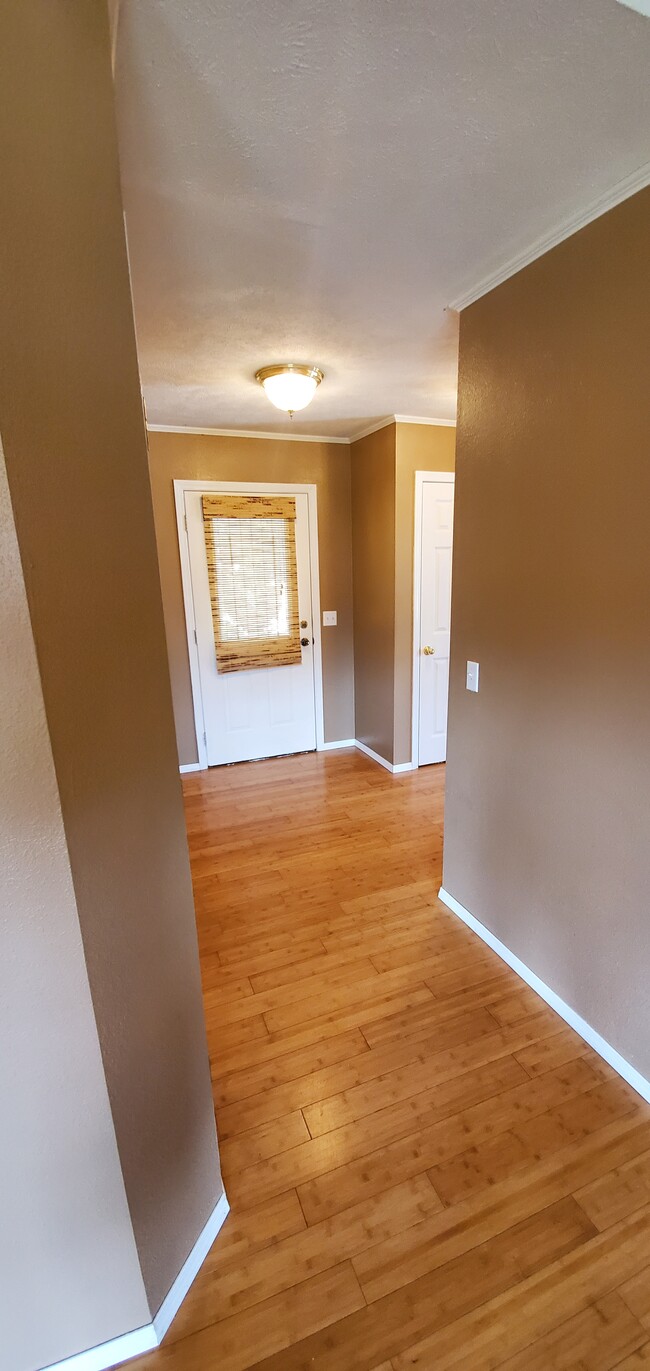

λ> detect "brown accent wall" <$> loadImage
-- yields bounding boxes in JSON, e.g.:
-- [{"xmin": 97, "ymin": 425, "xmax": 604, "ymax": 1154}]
[
  {"xmin": 444, "ymin": 187, "xmax": 650, "ymax": 1078},
  {"xmin": 0, "ymin": 0, "xmax": 221, "ymax": 1322},
  {"xmin": 351, "ymin": 425, "xmax": 397, "ymax": 762},
  {"xmin": 394, "ymin": 423, "xmax": 456, "ymax": 764},
  {"xmin": 147, "ymin": 431, "xmax": 355, "ymax": 764},
  {"xmin": 351, "ymin": 422, "xmax": 456, "ymax": 766}
]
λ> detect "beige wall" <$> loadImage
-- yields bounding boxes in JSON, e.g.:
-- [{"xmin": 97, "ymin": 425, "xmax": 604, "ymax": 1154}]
[
  {"xmin": 394, "ymin": 422, "xmax": 456, "ymax": 764},
  {"xmin": 0, "ymin": 440, "xmax": 150, "ymax": 1371},
  {"xmin": 351, "ymin": 424, "xmax": 397, "ymax": 762},
  {"xmin": 0, "ymin": 0, "xmax": 221, "ymax": 1340},
  {"xmin": 444, "ymin": 187, "xmax": 650, "ymax": 1078},
  {"xmin": 351, "ymin": 422, "xmax": 455, "ymax": 766},
  {"xmin": 147, "ymin": 431, "xmax": 355, "ymax": 764}
]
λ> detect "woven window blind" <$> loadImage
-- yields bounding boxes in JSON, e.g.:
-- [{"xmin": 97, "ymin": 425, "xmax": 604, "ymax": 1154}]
[{"xmin": 202, "ymin": 494, "xmax": 302, "ymax": 673}]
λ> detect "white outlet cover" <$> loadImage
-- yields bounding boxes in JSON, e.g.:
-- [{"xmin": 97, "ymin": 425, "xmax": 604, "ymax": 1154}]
[{"xmin": 322, "ymin": 610, "xmax": 337, "ymax": 626}]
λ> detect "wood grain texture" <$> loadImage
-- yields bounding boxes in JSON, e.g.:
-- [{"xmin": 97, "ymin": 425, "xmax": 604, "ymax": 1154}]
[{"xmin": 130, "ymin": 751, "xmax": 650, "ymax": 1371}]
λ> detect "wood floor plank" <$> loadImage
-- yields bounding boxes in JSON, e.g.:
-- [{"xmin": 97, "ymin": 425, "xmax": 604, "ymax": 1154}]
[
  {"xmin": 132, "ymin": 1263, "xmax": 366, "ymax": 1371},
  {"xmin": 390, "ymin": 1206, "xmax": 650, "ymax": 1370},
  {"xmin": 577, "ymin": 1149, "xmax": 650, "ymax": 1232},
  {"xmin": 243, "ymin": 1198, "xmax": 597, "ymax": 1371},
  {"xmin": 302, "ymin": 1013, "xmax": 567, "ymax": 1139},
  {"xmin": 219, "ymin": 1110, "xmax": 311, "ymax": 1172},
  {"xmin": 214, "ymin": 1029, "xmax": 369, "ymax": 1110},
  {"xmin": 229, "ymin": 1055, "xmax": 524, "ymax": 1212},
  {"xmin": 352, "ymin": 1115, "xmax": 650, "ymax": 1303},
  {"xmin": 298, "ymin": 1057, "xmax": 609, "ymax": 1225},
  {"xmin": 489, "ymin": 1292, "xmax": 646, "ymax": 1371},
  {"xmin": 170, "ymin": 1176, "xmax": 440, "ymax": 1338},
  {"xmin": 619, "ymin": 1265, "xmax": 650, "ymax": 1328},
  {"xmin": 217, "ymin": 1007, "xmax": 500, "ymax": 1139}
]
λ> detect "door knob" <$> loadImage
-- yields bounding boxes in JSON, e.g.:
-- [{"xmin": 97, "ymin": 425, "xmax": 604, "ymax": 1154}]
[
  {"xmin": 301, "ymin": 637, "xmax": 310, "ymax": 647},
  {"xmin": 423, "ymin": 645, "xmax": 435, "ymax": 656}
]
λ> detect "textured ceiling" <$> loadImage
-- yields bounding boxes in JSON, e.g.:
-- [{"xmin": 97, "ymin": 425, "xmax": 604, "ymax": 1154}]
[{"xmin": 114, "ymin": 0, "xmax": 650, "ymax": 438}]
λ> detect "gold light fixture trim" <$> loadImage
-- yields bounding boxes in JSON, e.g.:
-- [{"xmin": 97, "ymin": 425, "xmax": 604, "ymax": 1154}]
[{"xmin": 255, "ymin": 363, "xmax": 324, "ymax": 416}]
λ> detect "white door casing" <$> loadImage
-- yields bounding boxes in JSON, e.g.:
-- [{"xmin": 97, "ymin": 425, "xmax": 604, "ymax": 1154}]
[
  {"xmin": 175, "ymin": 481, "xmax": 324, "ymax": 768},
  {"xmin": 412, "ymin": 472, "xmax": 455, "ymax": 767}
]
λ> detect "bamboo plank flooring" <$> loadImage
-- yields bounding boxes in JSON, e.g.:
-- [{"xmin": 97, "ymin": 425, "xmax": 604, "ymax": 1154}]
[{"xmin": 132, "ymin": 748, "xmax": 650, "ymax": 1371}]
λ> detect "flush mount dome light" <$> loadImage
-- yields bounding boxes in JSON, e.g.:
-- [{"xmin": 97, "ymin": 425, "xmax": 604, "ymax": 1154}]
[{"xmin": 255, "ymin": 363, "xmax": 324, "ymax": 416}]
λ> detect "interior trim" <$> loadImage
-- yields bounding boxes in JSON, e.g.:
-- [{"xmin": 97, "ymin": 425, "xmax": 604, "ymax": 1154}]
[
  {"xmin": 355, "ymin": 739, "xmax": 416, "ymax": 774},
  {"xmin": 149, "ymin": 416, "xmax": 458, "ymax": 445},
  {"xmin": 147, "ymin": 424, "xmax": 350, "ymax": 444},
  {"xmin": 449, "ymin": 159, "xmax": 650, "ymax": 311},
  {"xmin": 438, "ymin": 887, "xmax": 650, "ymax": 1106}
]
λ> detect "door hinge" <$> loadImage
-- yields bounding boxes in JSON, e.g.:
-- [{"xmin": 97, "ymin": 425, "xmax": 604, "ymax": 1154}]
[
  {"xmin": 203, "ymin": 731, "xmax": 207, "ymax": 747},
  {"xmin": 193, "ymin": 627, "xmax": 198, "ymax": 645},
  {"xmin": 183, "ymin": 513, "xmax": 188, "ymax": 532}
]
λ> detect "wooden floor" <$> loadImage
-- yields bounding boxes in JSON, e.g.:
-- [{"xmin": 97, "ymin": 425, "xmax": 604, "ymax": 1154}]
[{"xmin": 136, "ymin": 749, "xmax": 650, "ymax": 1371}]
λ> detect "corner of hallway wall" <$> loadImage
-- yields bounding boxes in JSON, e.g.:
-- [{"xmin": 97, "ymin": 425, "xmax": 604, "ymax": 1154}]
[
  {"xmin": 350, "ymin": 423, "xmax": 397, "ymax": 764},
  {"xmin": 0, "ymin": 2, "xmax": 222, "ymax": 1360},
  {"xmin": 443, "ymin": 185, "xmax": 650, "ymax": 1081},
  {"xmin": 393, "ymin": 423, "xmax": 456, "ymax": 766},
  {"xmin": 146, "ymin": 429, "xmax": 355, "ymax": 763},
  {"xmin": 0, "ymin": 435, "xmax": 151, "ymax": 1371}
]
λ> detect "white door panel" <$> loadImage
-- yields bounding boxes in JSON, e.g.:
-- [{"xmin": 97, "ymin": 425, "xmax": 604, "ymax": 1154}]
[
  {"xmin": 418, "ymin": 480, "xmax": 454, "ymax": 765},
  {"xmin": 185, "ymin": 489, "xmax": 317, "ymax": 765}
]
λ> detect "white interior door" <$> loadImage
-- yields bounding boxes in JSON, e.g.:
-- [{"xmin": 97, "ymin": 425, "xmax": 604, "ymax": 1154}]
[
  {"xmin": 417, "ymin": 477, "xmax": 454, "ymax": 765},
  {"xmin": 185, "ymin": 488, "xmax": 318, "ymax": 765}
]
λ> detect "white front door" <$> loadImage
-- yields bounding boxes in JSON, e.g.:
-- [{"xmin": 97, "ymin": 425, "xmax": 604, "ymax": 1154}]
[
  {"xmin": 185, "ymin": 488, "xmax": 318, "ymax": 765},
  {"xmin": 417, "ymin": 477, "xmax": 454, "ymax": 765}
]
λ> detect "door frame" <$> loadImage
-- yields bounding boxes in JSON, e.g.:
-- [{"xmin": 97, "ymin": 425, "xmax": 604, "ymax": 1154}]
[
  {"xmin": 411, "ymin": 470, "xmax": 456, "ymax": 769},
  {"xmin": 174, "ymin": 479, "xmax": 325, "ymax": 771}
]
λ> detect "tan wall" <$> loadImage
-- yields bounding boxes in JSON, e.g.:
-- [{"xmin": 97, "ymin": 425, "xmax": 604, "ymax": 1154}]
[
  {"xmin": 444, "ymin": 186, "xmax": 650, "ymax": 1078},
  {"xmin": 0, "ymin": 0, "xmax": 221, "ymax": 1327},
  {"xmin": 351, "ymin": 425, "xmax": 397, "ymax": 762},
  {"xmin": 0, "ymin": 440, "xmax": 151, "ymax": 1371},
  {"xmin": 394, "ymin": 423, "xmax": 456, "ymax": 765},
  {"xmin": 147, "ymin": 431, "xmax": 355, "ymax": 764}
]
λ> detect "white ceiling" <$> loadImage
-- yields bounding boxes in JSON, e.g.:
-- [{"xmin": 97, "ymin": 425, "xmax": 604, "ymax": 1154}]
[{"xmin": 114, "ymin": 0, "xmax": 650, "ymax": 439}]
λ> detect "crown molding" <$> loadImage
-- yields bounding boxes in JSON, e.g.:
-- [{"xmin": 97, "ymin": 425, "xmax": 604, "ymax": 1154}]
[
  {"xmin": 449, "ymin": 159, "xmax": 650, "ymax": 312},
  {"xmin": 349, "ymin": 414, "xmax": 456, "ymax": 443},
  {"xmin": 146, "ymin": 424, "xmax": 350, "ymax": 445},
  {"xmin": 348, "ymin": 416, "xmax": 395, "ymax": 443},
  {"xmin": 394, "ymin": 415, "xmax": 457, "ymax": 428},
  {"xmin": 148, "ymin": 415, "xmax": 458, "ymax": 446}
]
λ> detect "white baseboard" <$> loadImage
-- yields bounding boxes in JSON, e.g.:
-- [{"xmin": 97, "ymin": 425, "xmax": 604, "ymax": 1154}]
[
  {"xmin": 355, "ymin": 740, "xmax": 416, "ymax": 774},
  {"xmin": 354, "ymin": 740, "xmax": 395, "ymax": 772},
  {"xmin": 438, "ymin": 887, "xmax": 650, "ymax": 1107},
  {"xmin": 181, "ymin": 742, "xmax": 417, "ymax": 773},
  {"xmin": 44, "ymin": 1193, "xmax": 229, "ymax": 1371},
  {"xmin": 153, "ymin": 1191, "xmax": 229, "ymax": 1341},
  {"xmin": 43, "ymin": 1327, "xmax": 157, "ymax": 1371}
]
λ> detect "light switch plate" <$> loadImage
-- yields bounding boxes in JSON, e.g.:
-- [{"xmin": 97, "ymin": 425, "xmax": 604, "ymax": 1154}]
[
  {"xmin": 466, "ymin": 661, "xmax": 480, "ymax": 693},
  {"xmin": 322, "ymin": 610, "xmax": 337, "ymax": 627}
]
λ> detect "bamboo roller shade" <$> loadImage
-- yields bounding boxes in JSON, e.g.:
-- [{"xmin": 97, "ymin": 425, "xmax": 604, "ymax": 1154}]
[{"xmin": 201, "ymin": 494, "xmax": 302, "ymax": 673}]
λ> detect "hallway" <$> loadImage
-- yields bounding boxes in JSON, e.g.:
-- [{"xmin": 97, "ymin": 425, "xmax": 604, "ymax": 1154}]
[{"xmin": 140, "ymin": 750, "xmax": 650, "ymax": 1370}]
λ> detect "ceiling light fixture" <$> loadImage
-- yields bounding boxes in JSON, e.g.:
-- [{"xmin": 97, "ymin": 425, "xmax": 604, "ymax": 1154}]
[{"xmin": 255, "ymin": 363, "xmax": 324, "ymax": 417}]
